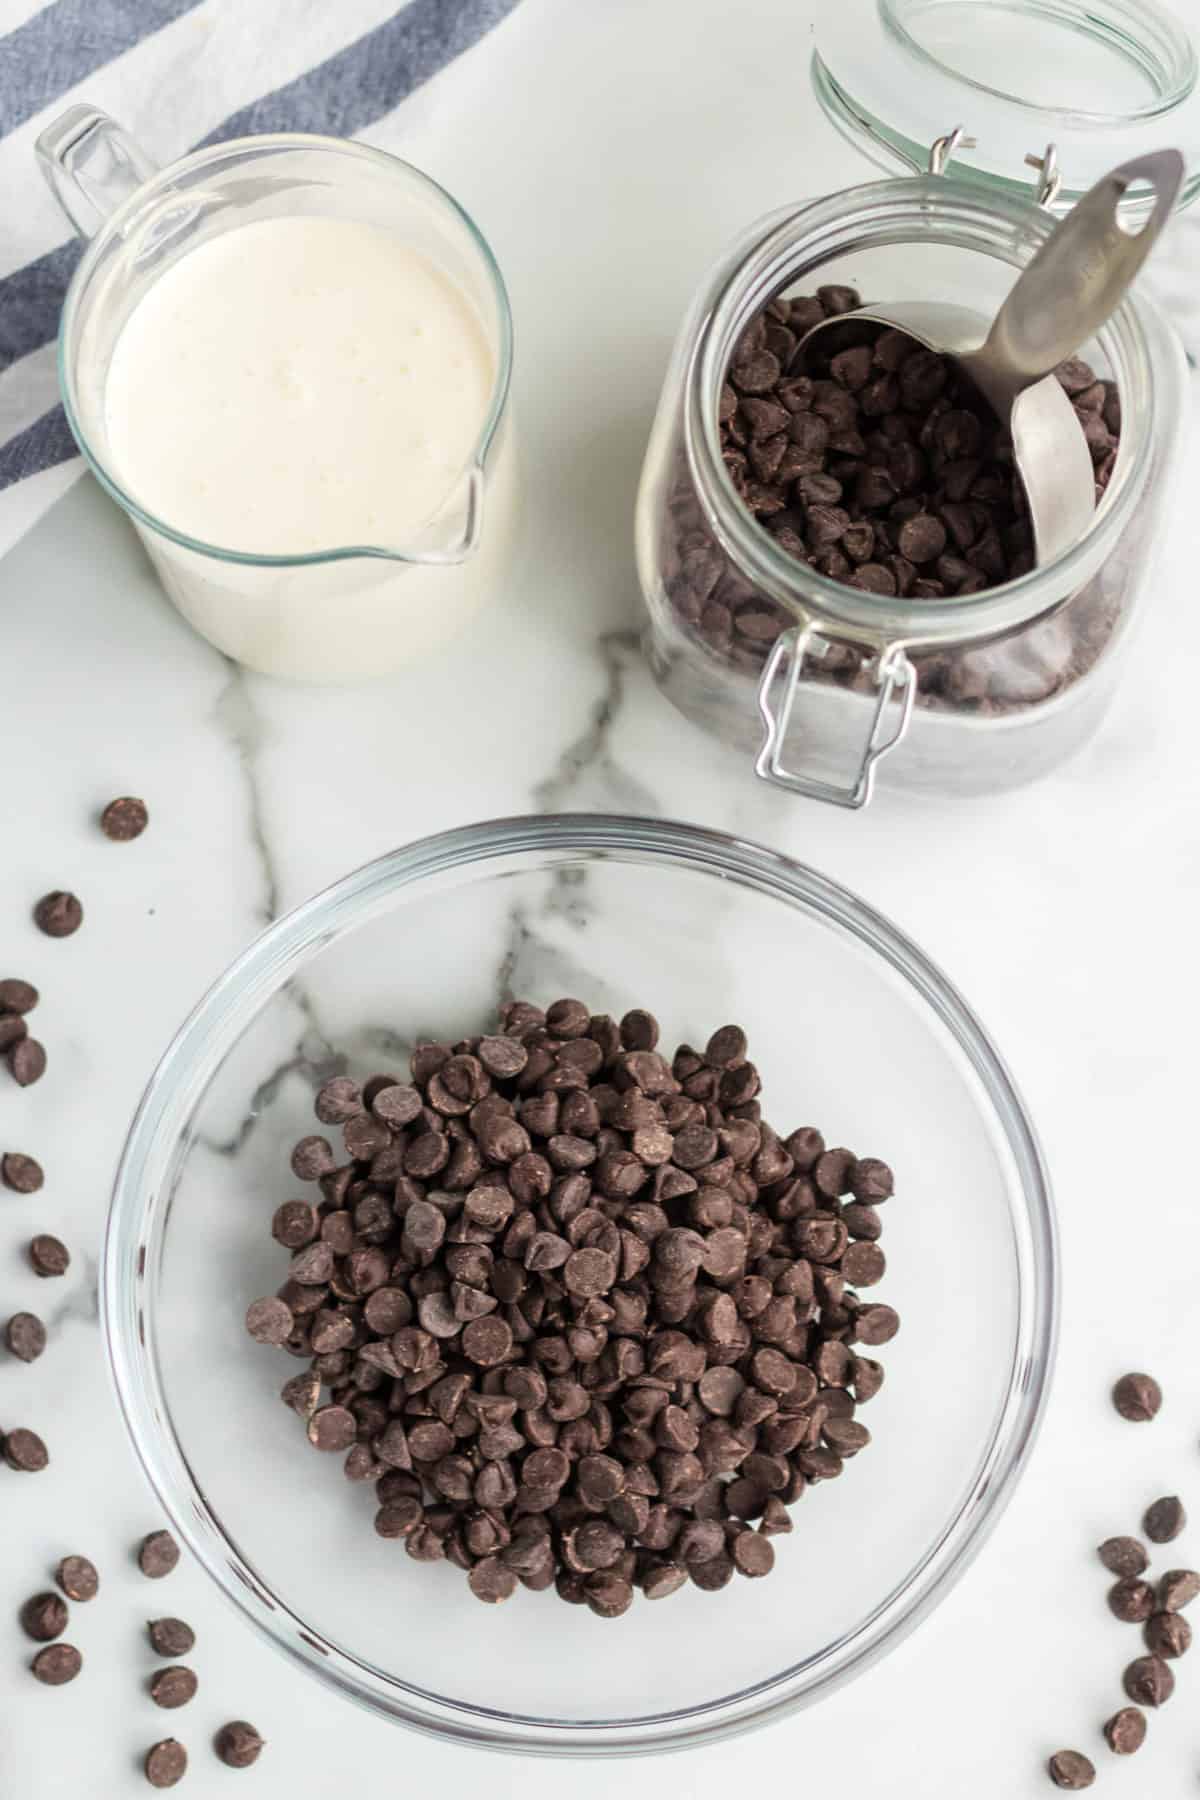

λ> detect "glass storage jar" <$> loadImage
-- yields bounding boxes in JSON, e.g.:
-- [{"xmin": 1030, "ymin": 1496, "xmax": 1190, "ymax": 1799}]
[{"xmin": 635, "ymin": 0, "xmax": 1200, "ymax": 805}]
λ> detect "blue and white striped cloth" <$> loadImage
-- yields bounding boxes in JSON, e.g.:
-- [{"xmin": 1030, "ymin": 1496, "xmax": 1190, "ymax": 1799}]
[{"xmin": 0, "ymin": 0, "xmax": 523, "ymax": 553}]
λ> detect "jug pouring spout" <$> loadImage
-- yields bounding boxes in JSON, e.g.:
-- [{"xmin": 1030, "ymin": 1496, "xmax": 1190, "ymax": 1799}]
[{"xmin": 397, "ymin": 461, "xmax": 487, "ymax": 567}]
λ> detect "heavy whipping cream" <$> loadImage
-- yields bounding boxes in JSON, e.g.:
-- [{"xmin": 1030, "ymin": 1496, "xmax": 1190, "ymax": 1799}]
[{"xmin": 99, "ymin": 214, "xmax": 512, "ymax": 679}]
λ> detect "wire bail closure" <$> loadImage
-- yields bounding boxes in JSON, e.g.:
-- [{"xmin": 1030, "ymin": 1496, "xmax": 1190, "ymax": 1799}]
[{"xmin": 928, "ymin": 125, "xmax": 1065, "ymax": 208}]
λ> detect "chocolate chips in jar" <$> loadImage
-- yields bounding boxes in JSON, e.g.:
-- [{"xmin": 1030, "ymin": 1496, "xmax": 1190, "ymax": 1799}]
[
  {"xmin": 661, "ymin": 284, "xmax": 1123, "ymax": 717},
  {"xmin": 245, "ymin": 1000, "xmax": 900, "ymax": 1612}
]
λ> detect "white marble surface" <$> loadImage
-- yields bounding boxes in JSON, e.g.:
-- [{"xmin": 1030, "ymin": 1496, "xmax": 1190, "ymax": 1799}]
[{"xmin": 5, "ymin": 0, "xmax": 1200, "ymax": 1793}]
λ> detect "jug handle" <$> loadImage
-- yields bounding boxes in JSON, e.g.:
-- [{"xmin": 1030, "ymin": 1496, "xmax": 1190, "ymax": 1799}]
[
  {"xmin": 755, "ymin": 623, "xmax": 915, "ymax": 809},
  {"xmin": 36, "ymin": 105, "xmax": 158, "ymax": 240}
]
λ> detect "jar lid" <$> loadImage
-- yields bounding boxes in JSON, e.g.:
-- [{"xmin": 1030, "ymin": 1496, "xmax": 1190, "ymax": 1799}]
[{"xmin": 813, "ymin": 0, "xmax": 1200, "ymax": 215}]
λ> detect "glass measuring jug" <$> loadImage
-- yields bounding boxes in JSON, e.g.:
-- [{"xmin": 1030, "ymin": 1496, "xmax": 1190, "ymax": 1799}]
[{"xmin": 36, "ymin": 106, "xmax": 515, "ymax": 682}]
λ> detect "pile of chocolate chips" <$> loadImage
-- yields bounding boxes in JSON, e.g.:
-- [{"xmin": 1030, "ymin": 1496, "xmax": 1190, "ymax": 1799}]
[
  {"xmin": 663, "ymin": 285, "xmax": 1121, "ymax": 711},
  {"xmin": 717, "ymin": 287, "xmax": 1118, "ymax": 600},
  {"xmin": 248, "ymin": 1000, "xmax": 898, "ymax": 1615}
]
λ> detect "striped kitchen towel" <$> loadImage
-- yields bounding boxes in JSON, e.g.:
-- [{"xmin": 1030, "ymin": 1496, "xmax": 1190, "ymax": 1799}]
[{"xmin": 0, "ymin": 0, "xmax": 524, "ymax": 554}]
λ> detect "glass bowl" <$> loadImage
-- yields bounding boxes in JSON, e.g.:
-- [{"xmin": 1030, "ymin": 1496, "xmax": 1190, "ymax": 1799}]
[{"xmin": 105, "ymin": 814, "xmax": 1056, "ymax": 1755}]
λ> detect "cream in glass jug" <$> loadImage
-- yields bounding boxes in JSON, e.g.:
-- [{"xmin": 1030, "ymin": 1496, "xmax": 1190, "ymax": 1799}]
[{"xmin": 37, "ymin": 106, "xmax": 516, "ymax": 682}]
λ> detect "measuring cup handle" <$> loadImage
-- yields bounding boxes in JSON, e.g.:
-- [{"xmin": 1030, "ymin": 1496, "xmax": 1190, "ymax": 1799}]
[
  {"xmin": 755, "ymin": 624, "xmax": 916, "ymax": 809},
  {"xmin": 36, "ymin": 105, "xmax": 158, "ymax": 239},
  {"xmin": 983, "ymin": 148, "xmax": 1185, "ymax": 389}
]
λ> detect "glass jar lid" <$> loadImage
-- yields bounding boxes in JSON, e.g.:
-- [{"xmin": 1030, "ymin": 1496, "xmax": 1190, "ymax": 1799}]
[{"xmin": 813, "ymin": 0, "xmax": 1200, "ymax": 214}]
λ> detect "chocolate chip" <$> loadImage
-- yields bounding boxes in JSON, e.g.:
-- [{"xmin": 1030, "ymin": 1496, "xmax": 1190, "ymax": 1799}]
[
  {"xmin": 1144, "ymin": 1496, "xmax": 1186, "ymax": 1543},
  {"xmin": 841, "ymin": 1241, "xmax": 885, "ymax": 1287},
  {"xmin": 3, "ymin": 1427, "xmax": 48, "ymax": 1471},
  {"xmin": 307, "ymin": 1405, "xmax": 356, "ymax": 1452},
  {"xmin": 148, "ymin": 1618, "xmax": 195, "ymax": 1657},
  {"xmin": 21, "ymin": 1591, "xmax": 68, "ymax": 1641},
  {"xmin": 32, "ymin": 1643, "xmax": 82, "ymax": 1685},
  {"xmin": 1145, "ymin": 1610, "xmax": 1191, "ymax": 1658},
  {"xmin": 144, "ymin": 1739, "xmax": 188, "ymax": 1787},
  {"xmin": 1, "ymin": 1151, "xmax": 44, "ymax": 1192},
  {"xmin": 1099, "ymin": 1536, "xmax": 1148, "ymax": 1579},
  {"xmin": 1102, "ymin": 1707, "xmax": 1146, "ymax": 1755},
  {"xmin": 584, "ymin": 1571, "xmax": 634, "ymax": 1618},
  {"xmin": 7, "ymin": 1037, "xmax": 47, "ymax": 1086},
  {"xmin": 150, "ymin": 1665, "xmax": 199, "ymax": 1709},
  {"xmin": 28, "ymin": 1233, "xmax": 69, "ymax": 1278},
  {"xmin": 468, "ymin": 1556, "xmax": 519, "ymax": 1603},
  {"xmin": 1047, "ymin": 1750, "xmax": 1095, "ymax": 1789},
  {"xmin": 564, "ymin": 1247, "xmax": 616, "ymax": 1297},
  {"xmin": 1113, "ymin": 1372, "xmax": 1161, "ymax": 1421},
  {"xmin": 215, "ymin": 1722, "xmax": 265, "ymax": 1769},
  {"xmin": 1123, "ymin": 1654, "xmax": 1174, "ymax": 1706},
  {"xmin": 731, "ymin": 1529, "xmax": 775, "ymax": 1577},
  {"xmin": 0, "ymin": 978, "xmax": 38, "ymax": 1013},
  {"xmin": 138, "ymin": 1531, "xmax": 181, "ymax": 1579},
  {"xmin": 5, "ymin": 1311, "xmax": 46, "ymax": 1362},
  {"xmin": 55, "ymin": 1556, "xmax": 98, "ymax": 1602},
  {"xmin": 1109, "ymin": 1578, "xmax": 1156, "ymax": 1623},
  {"xmin": 245, "ymin": 1297, "xmax": 293, "ymax": 1345},
  {"xmin": 1158, "ymin": 1570, "xmax": 1200, "ymax": 1612},
  {"xmin": 369, "ymin": 1081, "xmax": 422, "ymax": 1127},
  {"xmin": 272, "ymin": 1200, "xmax": 318, "ymax": 1249},
  {"xmin": 290, "ymin": 1135, "xmax": 336, "ymax": 1181},
  {"xmin": 0, "ymin": 1014, "xmax": 28, "ymax": 1052},
  {"xmin": 33, "ymin": 891, "xmax": 83, "ymax": 938},
  {"xmin": 852, "ymin": 1304, "xmax": 899, "ymax": 1345},
  {"xmin": 100, "ymin": 796, "xmax": 149, "ymax": 841}
]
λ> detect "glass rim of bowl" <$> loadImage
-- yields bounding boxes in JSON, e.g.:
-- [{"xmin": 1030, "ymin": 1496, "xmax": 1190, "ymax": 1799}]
[{"xmin": 104, "ymin": 812, "xmax": 1058, "ymax": 1756}]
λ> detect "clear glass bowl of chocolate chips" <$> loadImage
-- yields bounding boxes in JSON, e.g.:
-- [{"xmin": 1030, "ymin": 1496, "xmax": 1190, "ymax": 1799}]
[
  {"xmin": 637, "ymin": 0, "xmax": 1200, "ymax": 806},
  {"xmin": 107, "ymin": 815, "xmax": 1055, "ymax": 1753}
]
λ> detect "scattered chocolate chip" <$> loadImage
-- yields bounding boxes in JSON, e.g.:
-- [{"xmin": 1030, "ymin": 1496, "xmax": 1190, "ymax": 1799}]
[
  {"xmin": 144, "ymin": 1738, "xmax": 188, "ymax": 1787},
  {"xmin": 0, "ymin": 1013, "xmax": 27, "ymax": 1051},
  {"xmin": 138, "ymin": 1531, "xmax": 181, "ymax": 1579},
  {"xmin": 1145, "ymin": 1610, "xmax": 1191, "ymax": 1658},
  {"xmin": 3, "ymin": 1427, "xmax": 48, "ymax": 1471},
  {"xmin": 1099, "ymin": 1536, "xmax": 1148, "ymax": 1579},
  {"xmin": 0, "ymin": 978, "xmax": 38, "ymax": 1014},
  {"xmin": 33, "ymin": 891, "xmax": 83, "ymax": 938},
  {"xmin": 148, "ymin": 1618, "xmax": 195, "ymax": 1658},
  {"xmin": 5, "ymin": 1311, "xmax": 46, "ymax": 1362},
  {"xmin": 100, "ymin": 796, "xmax": 149, "ymax": 841},
  {"xmin": 150, "ymin": 1665, "xmax": 199, "ymax": 1709},
  {"xmin": 1144, "ymin": 1495, "xmax": 1186, "ymax": 1544},
  {"xmin": 1109, "ymin": 1578, "xmax": 1156, "ymax": 1623},
  {"xmin": 1112, "ymin": 1373, "xmax": 1161, "ymax": 1422},
  {"xmin": 1, "ymin": 1151, "xmax": 44, "ymax": 1193},
  {"xmin": 7, "ymin": 1038, "xmax": 47, "ymax": 1086},
  {"xmin": 21, "ymin": 1591, "xmax": 68, "ymax": 1641},
  {"xmin": 214, "ymin": 1721, "xmax": 265, "ymax": 1769},
  {"xmin": 31, "ymin": 1642, "xmax": 81, "ymax": 1685},
  {"xmin": 1102, "ymin": 1706, "xmax": 1146, "ymax": 1755},
  {"xmin": 1123, "ymin": 1653, "xmax": 1174, "ymax": 1707},
  {"xmin": 1043, "ymin": 1749, "xmax": 1093, "ymax": 1792},
  {"xmin": 28, "ymin": 1233, "xmax": 69, "ymax": 1277},
  {"xmin": 1047, "ymin": 1751, "xmax": 1095, "ymax": 1789},
  {"xmin": 55, "ymin": 1556, "xmax": 98, "ymax": 1602},
  {"xmin": 1158, "ymin": 1569, "xmax": 1200, "ymax": 1612}
]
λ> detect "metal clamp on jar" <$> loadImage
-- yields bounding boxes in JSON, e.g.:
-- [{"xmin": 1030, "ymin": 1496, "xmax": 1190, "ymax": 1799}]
[{"xmin": 635, "ymin": 0, "xmax": 1200, "ymax": 804}]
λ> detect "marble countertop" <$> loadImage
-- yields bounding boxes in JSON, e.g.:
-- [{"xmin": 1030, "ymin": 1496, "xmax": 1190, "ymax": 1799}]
[{"xmin": 5, "ymin": 1, "xmax": 1200, "ymax": 1794}]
